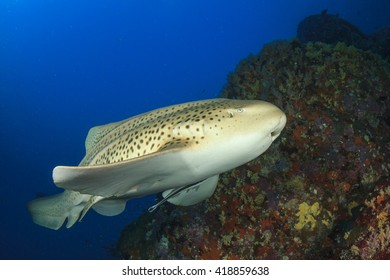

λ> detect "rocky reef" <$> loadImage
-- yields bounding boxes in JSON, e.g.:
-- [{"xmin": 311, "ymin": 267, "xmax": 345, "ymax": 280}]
[{"xmin": 116, "ymin": 40, "xmax": 390, "ymax": 259}]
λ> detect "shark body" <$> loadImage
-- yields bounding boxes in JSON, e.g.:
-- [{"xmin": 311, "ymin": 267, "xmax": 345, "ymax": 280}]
[{"xmin": 28, "ymin": 98, "xmax": 286, "ymax": 230}]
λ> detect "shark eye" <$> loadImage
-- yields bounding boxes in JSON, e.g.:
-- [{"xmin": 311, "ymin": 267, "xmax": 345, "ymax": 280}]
[{"xmin": 236, "ymin": 108, "xmax": 244, "ymax": 113}]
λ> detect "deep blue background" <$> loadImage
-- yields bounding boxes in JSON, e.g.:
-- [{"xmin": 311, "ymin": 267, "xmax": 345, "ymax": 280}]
[{"xmin": 1, "ymin": 0, "xmax": 389, "ymax": 259}]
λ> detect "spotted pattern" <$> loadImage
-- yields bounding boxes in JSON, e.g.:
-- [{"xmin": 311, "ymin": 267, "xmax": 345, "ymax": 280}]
[{"xmin": 79, "ymin": 99, "xmax": 243, "ymax": 166}]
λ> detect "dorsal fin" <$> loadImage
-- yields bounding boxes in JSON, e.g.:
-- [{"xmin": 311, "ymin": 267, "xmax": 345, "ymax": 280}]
[{"xmin": 84, "ymin": 120, "xmax": 124, "ymax": 153}]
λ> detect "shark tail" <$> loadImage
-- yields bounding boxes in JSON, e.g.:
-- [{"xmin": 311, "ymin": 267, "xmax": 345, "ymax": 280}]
[{"xmin": 27, "ymin": 190, "xmax": 90, "ymax": 230}]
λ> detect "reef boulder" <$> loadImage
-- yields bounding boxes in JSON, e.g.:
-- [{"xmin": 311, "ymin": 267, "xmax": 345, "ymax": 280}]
[
  {"xmin": 297, "ymin": 11, "xmax": 390, "ymax": 62},
  {"xmin": 297, "ymin": 11, "xmax": 369, "ymax": 49}
]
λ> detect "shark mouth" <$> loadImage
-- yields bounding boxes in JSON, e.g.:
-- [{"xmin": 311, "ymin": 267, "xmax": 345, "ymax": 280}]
[{"xmin": 271, "ymin": 113, "xmax": 287, "ymax": 141}]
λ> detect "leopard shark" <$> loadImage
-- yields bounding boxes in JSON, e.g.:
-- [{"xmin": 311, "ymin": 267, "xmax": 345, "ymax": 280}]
[{"xmin": 27, "ymin": 98, "xmax": 286, "ymax": 230}]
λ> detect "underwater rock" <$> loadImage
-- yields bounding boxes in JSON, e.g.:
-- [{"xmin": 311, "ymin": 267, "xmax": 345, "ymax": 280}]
[
  {"xmin": 297, "ymin": 11, "xmax": 390, "ymax": 62},
  {"xmin": 371, "ymin": 26, "xmax": 390, "ymax": 61},
  {"xmin": 297, "ymin": 11, "xmax": 370, "ymax": 50},
  {"xmin": 116, "ymin": 41, "xmax": 390, "ymax": 259}
]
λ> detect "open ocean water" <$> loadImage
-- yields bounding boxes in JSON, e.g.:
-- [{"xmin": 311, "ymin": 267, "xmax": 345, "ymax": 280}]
[{"xmin": 1, "ymin": 0, "xmax": 389, "ymax": 259}]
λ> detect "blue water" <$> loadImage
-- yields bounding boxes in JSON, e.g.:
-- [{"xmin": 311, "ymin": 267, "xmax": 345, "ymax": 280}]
[{"xmin": 0, "ymin": 0, "xmax": 388, "ymax": 259}]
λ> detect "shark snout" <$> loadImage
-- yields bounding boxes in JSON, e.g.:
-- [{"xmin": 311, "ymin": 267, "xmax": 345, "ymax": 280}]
[{"xmin": 270, "ymin": 112, "xmax": 287, "ymax": 141}]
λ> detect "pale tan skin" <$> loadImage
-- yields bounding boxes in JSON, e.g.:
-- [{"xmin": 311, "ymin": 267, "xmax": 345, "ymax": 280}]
[{"xmin": 28, "ymin": 98, "xmax": 286, "ymax": 230}]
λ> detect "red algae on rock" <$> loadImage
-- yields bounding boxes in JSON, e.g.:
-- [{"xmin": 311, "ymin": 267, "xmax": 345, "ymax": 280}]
[{"xmin": 116, "ymin": 41, "xmax": 390, "ymax": 260}]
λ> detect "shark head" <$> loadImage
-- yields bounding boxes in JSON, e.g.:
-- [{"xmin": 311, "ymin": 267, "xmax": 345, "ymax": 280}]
[
  {"xmin": 166, "ymin": 99, "xmax": 287, "ymax": 177},
  {"xmin": 221, "ymin": 99, "xmax": 286, "ymax": 159},
  {"xmin": 28, "ymin": 98, "xmax": 286, "ymax": 229}
]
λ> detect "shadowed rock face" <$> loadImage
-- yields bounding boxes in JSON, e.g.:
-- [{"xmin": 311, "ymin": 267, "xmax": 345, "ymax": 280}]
[
  {"xmin": 297, "ymin": 11, "xmax": 390, "ymax": 61},
  {"xmin": 297, "ymin": 11, "xmax": 368, "ymax": 47},
  {"xmin": 371, "ymin": 26, "xmax": 390, "ymax": 60}
]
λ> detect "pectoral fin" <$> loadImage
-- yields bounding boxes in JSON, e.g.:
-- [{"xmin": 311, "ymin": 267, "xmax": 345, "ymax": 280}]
[
  {"xmin": 148, "ymin": 175, "xmax": 219, "ymax": 212},
  {"xmin": 92, "ymin": 198, "xmax": 128, "ymax": 216}
]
